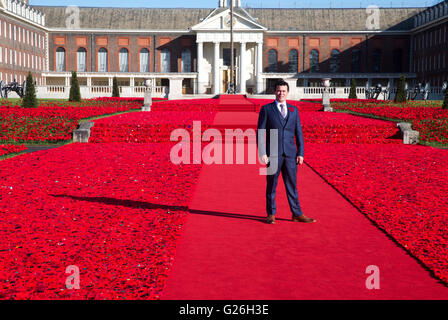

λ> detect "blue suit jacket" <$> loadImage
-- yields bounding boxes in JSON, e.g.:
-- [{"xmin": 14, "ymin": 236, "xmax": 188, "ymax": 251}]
[{"xmin": 257, "ymin": 101, "xmax": 304, "ymax": 158}]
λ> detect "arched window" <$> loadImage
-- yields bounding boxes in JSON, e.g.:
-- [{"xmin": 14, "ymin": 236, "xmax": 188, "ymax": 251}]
[
  {"xmin": 161, "ymin": 48, "xmax": 170, "ymax": 73},
  {"xmin": 55, "ymin": 47, "xmax": 65, "ymax": 71},
  {"xmin": 140, "ymin": 48, "xmax": 150, "ymax": 73},
  {"xmin": 181, "ymin": 48, "xmax": 191, "ymax": 72},
  {"xmin": 373, "ymin": 49, "xmax": 382, "ymax": 72},
  {"xmin": 288, "ymin": 49, "xmax": 298, "ymax": 73},
  {"xmin": 267, "ymin": 49, "xmax": 278, "ymax": 72},
  {"xmin": 119, "ymin": 48, "xmax": 129, "ymax": 72},
  {"xmin": 309, "ymin": 49, "xmax": 319, "ymax": 72},
  {"xmin": 77, "ymin": 47, "xmax": 87, "ymax": 72},
  {"xmin": 351, "ymin": 49, "xmax": 361, "ymax": 73},
  {"xmin": 330, "ymin": 49, "xmax": 340, "ymax": 73},
  {"xmin": 393, "ymin": 49, "xmax": 403, "ymax": 73},
  {"xmin": 98, "ymin": 48, "xmax": 108, "ymax": 72}
]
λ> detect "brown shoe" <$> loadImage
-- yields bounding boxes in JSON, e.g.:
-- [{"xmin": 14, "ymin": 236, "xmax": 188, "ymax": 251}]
[
  {"xmin": 266, "ymin": 215, "xmax": 276, "ymax": 224},
  {"xmin": 292, "ymin": 215, "xmax": 316, "ymax": 223}
]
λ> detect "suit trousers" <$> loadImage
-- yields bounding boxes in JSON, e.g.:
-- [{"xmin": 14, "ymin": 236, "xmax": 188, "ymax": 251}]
[{"xmin": 266, "ymin": 155, "xmax": 304, "ymax": 217}]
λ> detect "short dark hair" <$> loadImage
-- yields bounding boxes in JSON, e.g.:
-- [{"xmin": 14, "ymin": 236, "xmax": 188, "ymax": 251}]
[{"xmin": 274, "ymin": 79, "xmax": 289, "ymax": 92}]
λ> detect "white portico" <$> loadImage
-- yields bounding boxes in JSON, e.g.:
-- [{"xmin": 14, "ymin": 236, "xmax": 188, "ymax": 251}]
[{"xmin": 192, "ymin": 0, "xmax": 266, "ymax": 94}]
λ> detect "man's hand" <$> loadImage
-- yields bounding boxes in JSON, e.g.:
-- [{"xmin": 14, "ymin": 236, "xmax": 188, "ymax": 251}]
[
  {"xmin": 296, "ymin": 156, "xmax": 304, "ymax": 165},
  {"xmin": 261, "ymin": 155, "xmax": 269, "ymax": 164}
]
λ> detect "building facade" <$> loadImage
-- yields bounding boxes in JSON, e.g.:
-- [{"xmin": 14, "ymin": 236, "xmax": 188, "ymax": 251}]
[{"xmin": 1, "ymin": 0, "xmax": 447, "ymax": 99}]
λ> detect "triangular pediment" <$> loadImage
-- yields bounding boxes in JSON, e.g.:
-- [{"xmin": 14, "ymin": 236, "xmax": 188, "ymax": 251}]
[{"xmin": 191, "ymin": 8, "xmax": 266, "ymax": 31}]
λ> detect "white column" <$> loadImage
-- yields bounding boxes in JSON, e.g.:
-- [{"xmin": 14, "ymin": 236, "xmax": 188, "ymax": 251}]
[
  {"xmin": 213, "ymin": 41, "xmax": 220, "ymax": 95},
  {"xmin": 239, "ymin": 42, "xmax": 246, "ymax": 94},
  {"xmin": 256, "ymin": 41, "xmax": 263, "ymax": 94},
  {"xmin": 197, "ymin": 41, "xmax": 205, "ymax": 94}
]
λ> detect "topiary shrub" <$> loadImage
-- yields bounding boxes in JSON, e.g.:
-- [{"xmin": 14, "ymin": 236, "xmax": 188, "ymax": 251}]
[
  {"xmin": 112, "ymin": 76, "xmax": 120, "ymax": 98},
  {"xmin": 21, "ymin": 72, "xmax": 38, "ymax": 108},
  {"xmin": 69, "ymin": 71, "xmax": 81, "ymax": 102},
  {"xmin": 394, "ymin": 75, "xmax": 407, "ymax": 103},
  {"xmin": 348, "ymin": 78, "xmax": 357, "ymax": 99}
]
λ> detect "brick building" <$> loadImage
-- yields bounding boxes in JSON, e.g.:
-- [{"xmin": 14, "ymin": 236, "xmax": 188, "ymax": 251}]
[{"xmin": 1, "ymin": 0, "xmax": 447, "ymax": 99}]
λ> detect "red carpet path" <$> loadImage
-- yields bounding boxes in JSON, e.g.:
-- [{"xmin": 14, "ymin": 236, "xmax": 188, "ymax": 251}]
[{"xmin": 161, "ymin": 112, "xmax": 448, "ymax": 300}]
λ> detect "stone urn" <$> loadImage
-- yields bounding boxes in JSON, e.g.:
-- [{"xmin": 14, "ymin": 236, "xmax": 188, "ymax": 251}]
[
  {"xmin": 321, "ymin": 78, "xmax": 332, "ymax": 112},
  {"xmin": 142, "ymin": 78, "xmax": 153, "ymax": 111}
]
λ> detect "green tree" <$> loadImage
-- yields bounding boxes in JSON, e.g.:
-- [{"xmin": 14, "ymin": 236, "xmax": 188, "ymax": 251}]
[
  {"xmin": 21, "ymin": 72, "xmax": 38, "ymax": 108},
  {"xmin": 112, "ymin": 76, "xmax": 120, "ymax": 97},
  {"xmin": 443, "ymin": 82, "xmax": 448, "ymax": 109},
  {"xmin": 394, "ymin": 75, "xmax": 407, "ymax": 103},
  {"xmin": 348, "ymin": 78, "xmax": 357, "ymax": 99},
  {"xmin": 69, "ymin": 71, "xmax": 81, "ymax": 102}
]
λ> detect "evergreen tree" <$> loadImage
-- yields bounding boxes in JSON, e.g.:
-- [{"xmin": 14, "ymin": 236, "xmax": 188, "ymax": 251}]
[
  {"xmin": 394, "ymin": 75, "xmax": 407, "ymax": 103},
  {"xmin": 348, "ymin": 78, "xmax": 357, "ymax": 99},
  {"xmin": 443, "ymin": 82, "xmax": 448, "ymax": 109},
  {"xmin": 112, "ymin": 77, "xmax": 120, "ymax": 97},
  {"xmin": 21, "ymin": 72, "xmax": 38, "ymax": 108},
  {"xmin": 69, "ymin": 71, "xmax": 81, "ymax": 102}
]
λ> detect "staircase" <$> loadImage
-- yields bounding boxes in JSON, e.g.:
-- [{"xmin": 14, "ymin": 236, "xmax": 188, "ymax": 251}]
[{"xmin": 217, "ymin": 94, "xmax": 257, "ymax": 112}]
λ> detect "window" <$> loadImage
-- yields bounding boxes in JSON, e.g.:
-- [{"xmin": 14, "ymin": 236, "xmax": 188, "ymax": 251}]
[
  {"xmin": 372, "ymin": 49, "xmax": 381, "ymax": 72},
  {"xmin": 139, "ymin": 48, "xmax": 150, "ymax": 72},
  {"xmin": 98, "ymin": 48, "xmax": 108, "ymax": 72},
  {"xmin": 55, "ymin": 47, "xmax": 66, "ymax": 71},
  {"xmin": 267, "ymin": 49, "xmax": 278, "ymax": 72},
  {"xmin": 351, "ymin": 49, "xmax": 361, "ymax": 73},
  {"xmin": 309, "ymin": 49, "xmax": 319, "ymax": 72},
  {"xmin": 393, "ymin": 49, "xmax": 403, "ymax": 73},
  {"xmin": 288, "ymin": 49, "xmax": 298, "ymax": 73},
  {"xmin": 181, "ymin": 48, "xmax": 191, "ymax": 73},
  {"xmin": 119, "ymin": 48, "xmax": 129, "ymax": 72},
  {"xmin": 223, "ymin": 48, "xmax": 236, "ymax": 66},
  {"xmin": 77, "ymin": 47, "xmax": 87, "ymax": 72},
  {"xmin": 161, "ymin": 48, "xmax": 170, "ymax": 73},
  {"xmin": 330, "ymin": 49, "xmax": 341, "ymax": 73}
]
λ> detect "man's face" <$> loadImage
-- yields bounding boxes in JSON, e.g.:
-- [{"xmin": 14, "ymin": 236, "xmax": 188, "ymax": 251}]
[{"xmin": 275, "ymin": 85, "xmax": 289, "ymax": 103}]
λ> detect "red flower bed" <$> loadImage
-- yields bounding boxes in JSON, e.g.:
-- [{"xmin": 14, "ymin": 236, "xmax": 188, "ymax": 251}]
[
  {"xmin": 335, "ymin": 105, "xmax": 448, "ymax": 120},
  {"xmin": 305, "ymin": 143, "xmax": 448, "ymax": 285},
  {"xmin": 247, "ymin": 99, "xmax": 323, "ymax": 112},
  {"xmin": 0, "ymin": 144, "xmax": 27, "ymax": 156},
  {"xmin": 332, "ymin": 100, "xmax": 448, "ymax": 121},
  {"xmin": 151, "ymin": 99, "xmax": 218, "ymax": 112},
  {"xmin": 0, "ymin": 100, "xmax": 142, "ymax": 142},
  {"xmin": 89, "ymin": 111, "xmax": 217, "ymax": 143},
  {"xmin": 0, "ymin": 142, "xmax": 202, "ymax": 299},
  {"xmin": 300, "ymin": 112, "xmax": 401, "ymax": 144},
  {"xmin": 413, "ymin": 119, "xmax": 448, "ymax": 145}
]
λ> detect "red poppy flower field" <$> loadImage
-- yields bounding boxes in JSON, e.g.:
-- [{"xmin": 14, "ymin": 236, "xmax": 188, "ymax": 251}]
[
  {"xmin": 329, "ymin": 99, "xmax": 448, "ymax": 146},
  {"xmin": 299, "ymin": 112, "xmax": 401, "ymax": 144},
  {"xmin": 305, "ymin": 143, "xmax": 448, "ymax": 284},
  {"xmin": 0, "ymin": 98, "xmax": 142, "ymax": 143},
  {"xmin": 0, "ymin": 142, "xmax": 202, "ymax": 299},
  {"xmin": 0, "ymin": 96, "xmax": 447, "ymax": 299},
  {"xmin": 0, "ymin": 144, "xmax": 27, "ymax": 157},
  {"xmin": 89, "ymin": 111, "xmax": 217, "ymax": 143}
]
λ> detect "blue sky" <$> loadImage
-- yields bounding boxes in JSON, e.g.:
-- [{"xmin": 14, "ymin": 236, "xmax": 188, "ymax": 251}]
[{"xmin": 29, "ymin": 0, "xmax": 440, "ymax": 8}]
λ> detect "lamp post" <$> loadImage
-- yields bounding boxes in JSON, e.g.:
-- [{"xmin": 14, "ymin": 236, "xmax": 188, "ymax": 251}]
[{"xmin": 228, "ymin": 0, "xmax": 235, "ymax": 94}]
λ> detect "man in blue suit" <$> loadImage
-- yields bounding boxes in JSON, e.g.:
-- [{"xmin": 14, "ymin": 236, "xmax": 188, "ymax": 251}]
[{"xmin": 257, "ymin": 79, "xmax": 316, "ymax": 224}]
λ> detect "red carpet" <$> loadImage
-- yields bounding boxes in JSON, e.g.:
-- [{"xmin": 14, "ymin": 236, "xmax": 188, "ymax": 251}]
[
  {"xmin": 217, "ymin": 95, "xmax": 256, "ymax": 112},
  {"xmin": 161, "ymin": 112, "xmax": 448, "ymax": 300}
]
